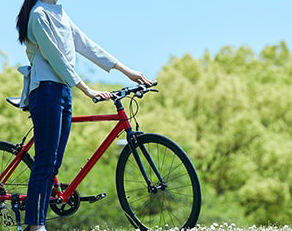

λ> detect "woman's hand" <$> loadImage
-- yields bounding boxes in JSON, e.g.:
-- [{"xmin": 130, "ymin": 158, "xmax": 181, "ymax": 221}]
[
  {"xmin": 114, "ymin": 62, "xmax": 152, "ymax": 86},
  {"xmin": 125, "ymin": 70, "xmax": 152, "ymax": 86},
  {"xmin": 84, "ymin": 88, "xmax": 112, "ymax": 100},
  {"xmin": 77, "ymin": 81, "xmax": 112, "ymax": 100}
]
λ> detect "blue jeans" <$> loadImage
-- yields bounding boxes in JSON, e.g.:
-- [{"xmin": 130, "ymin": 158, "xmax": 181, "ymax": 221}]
[{"xmin": 25, "ymin": 81, "xmax": 72, "ymax": 225}]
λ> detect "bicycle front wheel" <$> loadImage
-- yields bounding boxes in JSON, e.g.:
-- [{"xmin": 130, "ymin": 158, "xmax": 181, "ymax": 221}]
[{"xmin": 116, "ymin": 133, "xmax": 201, "ymax": 230}]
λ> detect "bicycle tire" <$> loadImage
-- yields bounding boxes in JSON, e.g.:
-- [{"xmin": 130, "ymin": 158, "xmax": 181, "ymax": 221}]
[
  {"xmin": 116, "ymin": 133, "xmax": 201, "ymax": 230},
  {"xmin": 0, "ymin": 141, "xmax": 33, "ymax": 229}
]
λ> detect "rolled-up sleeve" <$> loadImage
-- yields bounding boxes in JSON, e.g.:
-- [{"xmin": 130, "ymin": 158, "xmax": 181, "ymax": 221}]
[
  {"xmin": 31, "ymin": 12, "xmax": 81, "ymax": 87},
  {"xmin": 70, "ymin": 19, "xmax": 118, "ymax": 73}
]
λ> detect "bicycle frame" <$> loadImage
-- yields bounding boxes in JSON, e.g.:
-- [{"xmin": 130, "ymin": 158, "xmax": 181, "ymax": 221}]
[
  {"xmin": 0, "ymin": 105, "xmax": 132, "ymax": 203},
  {"xmin": 1, "ymin": 81, "xmax": 201, "ymax": 230}
]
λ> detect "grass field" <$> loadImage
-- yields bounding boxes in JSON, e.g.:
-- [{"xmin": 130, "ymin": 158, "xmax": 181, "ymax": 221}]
[{"xmin": 80, "ymin": 223, "xmax": 292, "ymax": 231}]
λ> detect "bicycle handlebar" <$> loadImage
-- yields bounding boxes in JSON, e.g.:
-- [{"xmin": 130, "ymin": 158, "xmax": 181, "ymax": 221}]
[{"xmin": 92, "ymin": 81, "xmax": 158, "ymax": 103}]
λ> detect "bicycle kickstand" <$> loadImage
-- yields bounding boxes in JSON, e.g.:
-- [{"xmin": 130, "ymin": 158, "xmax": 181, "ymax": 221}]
[{"xmin": 11, "ymin": 194, "xmax": 22, "ymax": 231}]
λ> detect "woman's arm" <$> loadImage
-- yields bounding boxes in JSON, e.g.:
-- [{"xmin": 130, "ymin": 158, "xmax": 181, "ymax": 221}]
[
  {"xmin": 76, "ymin": 80, "xmax": 112, "ymax": 100},
  {"xmin": 70, "ymin": 19, "xmax": 118, "ymax": 73},
  {"xmin": 70, "ymin": 17, "xmax": 152, "ymax": 99},
  {"xmin": 77, "ymin": 61, "xmax": 152, "ymax": 100},
  {"xmin": 113, "ymin": 62, "xmax": 152, "ymax": 86},
  {"xmin": 76, "ymin": 61, "xmax": 153, "ymax": 99}
]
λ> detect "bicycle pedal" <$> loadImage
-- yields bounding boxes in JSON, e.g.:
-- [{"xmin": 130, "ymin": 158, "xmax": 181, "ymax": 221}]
[{"xmin": 80, "ymin": 193, "xmax": 106, "ymax": 203}]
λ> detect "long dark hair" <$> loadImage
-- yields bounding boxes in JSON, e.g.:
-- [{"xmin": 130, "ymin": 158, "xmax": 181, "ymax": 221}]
[{"xmin": 16, "ymin": 0, "xmax": 38, "ymax": 44}]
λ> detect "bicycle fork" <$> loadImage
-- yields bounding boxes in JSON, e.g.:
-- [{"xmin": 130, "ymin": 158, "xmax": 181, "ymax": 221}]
[{"xmin": 126, "ymin": 129, "xmax": 167, "ymax": 193}]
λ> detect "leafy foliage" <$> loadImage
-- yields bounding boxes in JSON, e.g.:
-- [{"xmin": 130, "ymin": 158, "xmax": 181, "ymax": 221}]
[
  {"xmin": 0, "ymin": 41, "xmax": 292, "ymax": 228},
  {"xmin": 155, "ymin": 41, "xmax": 292, "ymax": 226}
]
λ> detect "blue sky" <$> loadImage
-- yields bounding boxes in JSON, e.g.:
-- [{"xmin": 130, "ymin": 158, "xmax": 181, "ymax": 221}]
[{"xmin": 0, "ymin": 0, "xmax": 291, "ymax": 85}]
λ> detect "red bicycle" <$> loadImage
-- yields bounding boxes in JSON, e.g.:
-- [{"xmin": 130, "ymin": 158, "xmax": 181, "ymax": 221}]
[{"xmin": 0, "ymin": 81, "xmax": 201, "ymax": 230}]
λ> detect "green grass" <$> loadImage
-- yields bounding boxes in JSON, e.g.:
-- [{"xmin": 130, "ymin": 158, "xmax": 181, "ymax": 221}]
[{"xmin": 63, "ymin": 223, "xmax": 292, "ymax": 231}]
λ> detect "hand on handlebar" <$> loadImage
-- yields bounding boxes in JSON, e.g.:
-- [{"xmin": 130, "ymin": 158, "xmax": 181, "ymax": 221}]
[
  {"xmin": 77, "ymin": 81, "xmax": 112, "ymax": 100},
  {"xmin": 86, "ymin": 89, "xmax": 112, "ymax": 100},
  {"xmin": 113, "ymin": 62, "xmax": 152, "ymax": 86},
  {"xmin": 126, "ymin": 71, "xmax": 153, "ymax": 86}
]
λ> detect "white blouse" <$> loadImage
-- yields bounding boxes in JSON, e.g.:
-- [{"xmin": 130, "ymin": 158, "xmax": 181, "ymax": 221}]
[{"xmin": 19, "ymin": 0, "xmax": 118, "ymax": 107}]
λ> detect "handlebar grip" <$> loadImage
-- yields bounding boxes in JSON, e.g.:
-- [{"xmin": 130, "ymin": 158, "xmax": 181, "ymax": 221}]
[{"xmin": 92, "ymin": 96, "xmax": 105, "ymax": 103}]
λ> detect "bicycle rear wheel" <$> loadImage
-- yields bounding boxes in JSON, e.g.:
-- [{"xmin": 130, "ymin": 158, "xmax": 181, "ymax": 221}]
[
  {"xmin": 0, "ymin": 141, "xmax": 33, "ymax": 229},
  {"xmin": 116, "ymin": 133, "xmax": 201, "ymax": 230}
]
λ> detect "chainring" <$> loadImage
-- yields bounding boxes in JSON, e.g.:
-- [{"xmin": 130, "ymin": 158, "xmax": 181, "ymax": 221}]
[{"xmin": 50, "ymin": 183, "xmax": 80, "ymax": 217}]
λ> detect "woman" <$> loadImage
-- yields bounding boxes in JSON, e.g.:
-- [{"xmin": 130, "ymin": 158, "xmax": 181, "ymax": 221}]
[{"xmin": 16, "ymin": 0, "xmax": 152, "ymax": 230}]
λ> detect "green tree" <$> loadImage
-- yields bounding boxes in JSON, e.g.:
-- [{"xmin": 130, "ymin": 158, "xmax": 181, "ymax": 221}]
[{"xmin": 154, "ymin": 41, "xmax": 292, "ymax": 226}]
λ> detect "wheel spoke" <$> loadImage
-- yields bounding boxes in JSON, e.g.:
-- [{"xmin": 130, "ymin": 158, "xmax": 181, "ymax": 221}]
[
  {"xmin": 166, "ymin": 172, "xmax": 189, "ymax": 182},
  {"xmin": 125, "ymin": 186, "xmax": 146, "ymax": 194},
  {"xmin": 8, "ymin": 165, "xmax": 30, "ymax": 185}
]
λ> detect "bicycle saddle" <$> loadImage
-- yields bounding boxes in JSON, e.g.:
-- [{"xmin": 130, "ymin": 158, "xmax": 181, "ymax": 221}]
[{"xmin": 6, "ymin": 97, "xmax": 29, "ymax": 111}]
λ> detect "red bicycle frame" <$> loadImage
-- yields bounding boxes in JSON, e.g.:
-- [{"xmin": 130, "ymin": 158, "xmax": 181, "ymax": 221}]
[{"xmin": 0, "ymin": 107, "xmax": 131, "ymax": 203}]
